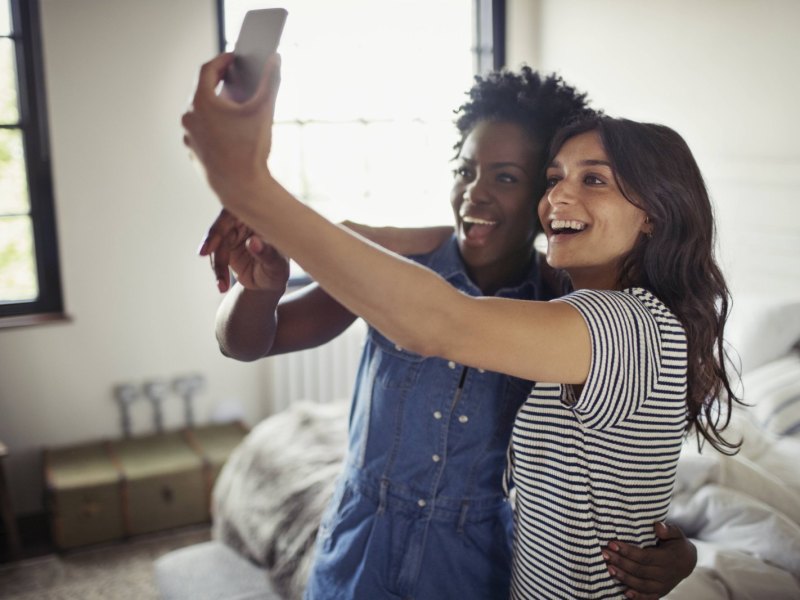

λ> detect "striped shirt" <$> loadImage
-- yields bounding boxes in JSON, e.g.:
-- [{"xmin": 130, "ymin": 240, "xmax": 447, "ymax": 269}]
[{"xmin": 506, "ymin": 287, "xmax": 688, "ymax": 599}]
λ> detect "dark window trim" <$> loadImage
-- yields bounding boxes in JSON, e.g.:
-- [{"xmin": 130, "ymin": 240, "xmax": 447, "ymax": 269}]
[
  {"xmin": 474, "ymin": 0, "xmax": 506, "ymax": 74},
  {"xmin": 1, "ymin": 0, "xmax": 65, "ymax": 327}
]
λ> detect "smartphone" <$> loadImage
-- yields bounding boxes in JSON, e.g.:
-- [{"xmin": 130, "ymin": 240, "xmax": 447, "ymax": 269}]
[{"xmin": 222, "ymin": 8, "xmax": 288, "ymax": 103}]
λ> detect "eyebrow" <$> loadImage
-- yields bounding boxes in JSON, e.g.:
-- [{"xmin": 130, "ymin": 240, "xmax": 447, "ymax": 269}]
[
  {"xmin": 457, "ymin": 158, "xmax": 531, "ymax": 175},
  {"xmin": 547, "ymin": 159, "xmax": 612, "ymax": 169}
]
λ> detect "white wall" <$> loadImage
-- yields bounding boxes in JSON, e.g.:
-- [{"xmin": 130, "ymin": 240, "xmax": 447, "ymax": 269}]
[
  {"xmin": 3, "ymin": 0, "xmax": 799, "ymax": 518},
  {"xmin": 0, "ymin": 0, "xmax": 272, "ymax": 515},
  {"xmin": 508, "ymin": 0, "xmax": 800, "ymax": 298}
]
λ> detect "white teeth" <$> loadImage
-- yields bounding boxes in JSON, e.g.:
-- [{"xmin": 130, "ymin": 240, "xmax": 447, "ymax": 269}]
[
  {"xmin": 550, "ymin": 219, "xmax": 586, "ymax": 232},
  {"xmin": 462, "ymin": 216, "xmax": 497, "ymax": 226}
]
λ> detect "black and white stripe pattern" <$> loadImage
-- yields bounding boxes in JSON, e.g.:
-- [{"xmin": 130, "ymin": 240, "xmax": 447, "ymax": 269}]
[{"xmin": 506, "ymin": 288, "xmax": 688, "ymax": 599}]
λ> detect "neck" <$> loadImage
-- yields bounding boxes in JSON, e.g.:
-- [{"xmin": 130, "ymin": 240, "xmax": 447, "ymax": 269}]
[
  {"xmin": 469, "ymin": 248, "xmax": 535, "ymax": 296},
  {"xmin": 567, "ymin": 268, "xmax": 621, "ymax": 291}
]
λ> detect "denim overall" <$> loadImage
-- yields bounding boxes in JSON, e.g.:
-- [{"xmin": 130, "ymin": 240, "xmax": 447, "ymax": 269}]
[{"xmin": 304, "ymin": 237, "xmax": 542, "ymax": 600}]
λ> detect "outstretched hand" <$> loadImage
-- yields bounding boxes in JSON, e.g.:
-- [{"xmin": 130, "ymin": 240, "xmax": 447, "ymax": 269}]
[
  {"xmin": 602, "ymin": 522, "xmax": 696, "ymax": 599},
  {"xmin": 199, "ymin": 209, "xmax": 289, "ymax": 294},
  {"xmin": 181, "ymin": 52, "xmax": 281, "ymax": 204}
]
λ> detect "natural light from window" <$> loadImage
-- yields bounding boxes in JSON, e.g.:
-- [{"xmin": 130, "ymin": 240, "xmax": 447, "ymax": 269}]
[
  {"xmin": 0, "ymin": 0, "xmax": 39, "ymax": 303},
  {"xmin": 223, "ymin": 0, "xmax": 474, "ymax": 227}
]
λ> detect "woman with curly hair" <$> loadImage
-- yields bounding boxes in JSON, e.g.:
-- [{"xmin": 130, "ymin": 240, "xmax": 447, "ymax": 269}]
[{"xmin": 191, "ymin": 57, "xmax": 699, "ymax": 599}]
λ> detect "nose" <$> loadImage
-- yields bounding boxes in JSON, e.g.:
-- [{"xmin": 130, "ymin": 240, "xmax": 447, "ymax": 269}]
[
  {"xmin": 545, "ymin": 179, "xmax": 575, "ymax": 207},
  {"xmin": 463, "ymin": 175, "xmax": 491, "ymax": 205}
]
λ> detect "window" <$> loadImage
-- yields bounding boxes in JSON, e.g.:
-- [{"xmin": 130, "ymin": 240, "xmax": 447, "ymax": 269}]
[
  {"xmin": 0, "ymin": 0, "xmax": 63, "ymax": 326},
  {"xmin": 219, "ymin": 0, "xmax": 503, "ymax": 280}
]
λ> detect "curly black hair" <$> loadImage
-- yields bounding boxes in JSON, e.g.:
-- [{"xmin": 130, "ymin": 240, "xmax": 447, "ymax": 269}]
[{"xmin": 453, "ymin": 66, "xmax": 598, "ymax": 160}]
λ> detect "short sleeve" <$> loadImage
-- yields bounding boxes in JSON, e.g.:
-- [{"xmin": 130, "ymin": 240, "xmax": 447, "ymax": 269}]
[{"xmin": 556, "ymin": 289, "xmax": 662, "ymax": 430}]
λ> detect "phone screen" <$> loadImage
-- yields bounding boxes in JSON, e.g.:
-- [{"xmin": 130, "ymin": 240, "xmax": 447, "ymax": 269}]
[{"xmin": 222, "ymin": 8, "xmax": 288, "ymax": 103}]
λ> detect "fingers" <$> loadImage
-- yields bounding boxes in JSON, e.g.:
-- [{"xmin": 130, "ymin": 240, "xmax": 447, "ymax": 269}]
[
  {"xmin": 245, "ymin": 235, "xmax": 264, "ymax": 256},
  {"xmin": 198, "ymin": 209, "xmax": 240, "ymax": 292},
  {"xmin": 603, "ymin": 542, "xmax": 657, "ymax": 578},
  {"xmin": 211, "ymin": 241, "xmax": 232, "ymax": 293},
  {"xmin": 603, "ymin": 547, "xmax": 660, "ymax": 594},
  {"xmin": 246, "ymin": 236, "xmax": 288, "ymax": 265},
  {"xmin": 607, "ymin": 540, "xmax": 653, "ymax": 567},
  {"xmin": 654, "ymin": 520, "xmax": 684, "ymax": 542},
  {"xmin": 199, "ymin": 210, "xmax": 235, "ymax": 256},
  {"xmin": 196, "ymin": 53, "xmax": 236, "ymax": 100}
]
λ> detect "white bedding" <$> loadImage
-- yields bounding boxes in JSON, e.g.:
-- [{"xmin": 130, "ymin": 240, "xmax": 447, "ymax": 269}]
[{"xmin": 665, "ymin": 371, "xmax": 800, "ymax": 599}]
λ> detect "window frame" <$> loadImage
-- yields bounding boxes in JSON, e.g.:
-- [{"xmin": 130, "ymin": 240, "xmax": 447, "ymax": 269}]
[
  {"xmin": 0, "ymin": 0, "xmax": 64, "ymax": 327},
  {"xmin": 215, "ymin": 0, "xmax": 505, "ymax": 288}
]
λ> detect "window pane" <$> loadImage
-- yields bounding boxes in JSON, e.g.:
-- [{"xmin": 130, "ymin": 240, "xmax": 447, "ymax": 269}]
[
  {"xmin": 225, "ymin": 0, "xmax": 472, "ymax": 228},
  {"xmin": 0, "ymin": 38, "xmax": 19, "ymax": 124},
  {"xmin": 0, "ymin": 215, "xmax": 38, "ymax": 302},
  {"xmin": 360, "ymin": 120, "xmax": 456, "ymax": 226},
  {"xmin": 264, "ymin": 0, "xmax": 472, "ymax": 122},
  {"xmin": 297, "ymin": 122, "xmax": 369, "ymax": 221},
  {"xmin": 0, "ymin": 128, "xmax": 29, "ymax": 214},
  {"xmin": 0, "ymin": 1, "xmax": 9, "ymax": 36}
]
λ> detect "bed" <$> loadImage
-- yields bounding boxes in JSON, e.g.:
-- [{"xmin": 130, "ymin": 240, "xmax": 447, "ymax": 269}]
[{"xmin": 155, "ymin": 293, "xmax": 800, "ymax": 600}]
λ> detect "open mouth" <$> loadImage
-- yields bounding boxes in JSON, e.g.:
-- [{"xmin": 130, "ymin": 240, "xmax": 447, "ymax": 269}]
[
  {"xmin": 461, "ymin": 215, "xmax": 498, "ymax": 242},
  {"xmin": 549, "ymin": 219, "xmax": 587, "ymax": 237}
]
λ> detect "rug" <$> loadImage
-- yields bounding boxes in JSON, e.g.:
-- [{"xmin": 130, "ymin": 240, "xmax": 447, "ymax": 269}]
[{"xmin": 0, "ymin": 525, "xmax": 210, "ymax": 599}]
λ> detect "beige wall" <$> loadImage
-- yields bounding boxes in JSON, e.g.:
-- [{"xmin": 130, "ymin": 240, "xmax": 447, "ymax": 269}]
[
  {"xmin": 0, "ymin": 0, "xmax": 270, "ymax": 515},
  {"xmin": 508, "ymin": 0, "xmax": 800, "ymax": 297}
]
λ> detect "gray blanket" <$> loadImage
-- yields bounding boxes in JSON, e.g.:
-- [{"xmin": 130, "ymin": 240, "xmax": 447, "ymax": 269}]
[{"xmin": 212, "ymin": 401, "xmax": 349, "ymax": 600}]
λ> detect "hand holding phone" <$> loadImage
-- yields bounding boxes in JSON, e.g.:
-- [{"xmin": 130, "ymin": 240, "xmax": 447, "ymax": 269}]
[{"xmin": 221, "ymin": 8, "xmax": 288, "ymax": 103}]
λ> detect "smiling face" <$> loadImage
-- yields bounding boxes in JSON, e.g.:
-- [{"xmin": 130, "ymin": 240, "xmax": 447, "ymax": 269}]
[
  {"xmin": 538, "ymin": 130, "xmax": 650, "ymax": 290},
  {"xmin": 450, "ymin": 120, "xmax": 542, "ymax": 294}
]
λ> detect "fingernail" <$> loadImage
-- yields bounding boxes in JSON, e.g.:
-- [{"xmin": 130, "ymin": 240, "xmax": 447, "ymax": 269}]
[
  {"xmin": 217, "ymin": 278, "xmax": 226, "ymax": 293},
  {"xmin": 609, "ymin": 542, "xmax": 619, "ymax": 552},
  {"xmin": 198, "ymin": 239, "xmax": 208, "ymax": 255},
  {"xmin": 608, "ymin": 567, "xmax": 616, "ymax": 577},
  {"xmin": 601, "ymin": 551, "xmax": 609, "ymax": 561}
]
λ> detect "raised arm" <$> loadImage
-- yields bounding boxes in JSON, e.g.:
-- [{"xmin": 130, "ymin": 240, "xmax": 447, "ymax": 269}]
[{"xmin": 183, "ymin": 53, "xmax": 591, "ymax": 384}]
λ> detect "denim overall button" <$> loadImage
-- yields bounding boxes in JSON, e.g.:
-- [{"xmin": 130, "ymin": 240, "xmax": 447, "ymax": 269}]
[
  {"xmin": 432, "ymin": 454, "xmax": 441, "ymax": 462},
  {"xmin": 433, "ymin": 411, "xmax": 442, "ymax": 420},
  {"xmin": 458, "ymin": 415, "xmax": 469, "ymax": 424},
  {"xmin": 447, "ymin": 361, "xmax": 456, "ymax": 369},
  {"xmin": 417, "ymin": 499, "xmax": 427, "ymax": 508}
]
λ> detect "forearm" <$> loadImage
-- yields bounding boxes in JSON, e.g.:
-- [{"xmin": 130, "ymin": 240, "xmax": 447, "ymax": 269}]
[
  {"xmin": 215, "ymin": 283, "xmax": 282, "ymax": 361},
  {"xmin": 341, "ymin": 221, "xmax": 453, "ymax": 256},
  {"xmin": 224, "ymin": 174, "xmax": 460, "ymax": 358}
]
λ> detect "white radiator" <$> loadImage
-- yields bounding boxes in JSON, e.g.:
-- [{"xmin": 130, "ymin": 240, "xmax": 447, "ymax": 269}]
[{"xmin": 265, "ymin": 319, "xmax": 367, "ymax": 412}]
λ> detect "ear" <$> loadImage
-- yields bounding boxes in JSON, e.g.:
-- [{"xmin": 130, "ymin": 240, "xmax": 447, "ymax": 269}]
[{"xmin": 641, "ymin": 215, "xmax": 654, "ymax": 237}]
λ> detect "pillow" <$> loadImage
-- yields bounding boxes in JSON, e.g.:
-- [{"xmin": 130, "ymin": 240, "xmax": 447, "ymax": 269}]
[
  {"xmin": 725, "ymin": 294, "xmax": 800, "ymax": 375},
  {"xmin": 742, "ymin": 351, "xmax": 800, "ymax": 437}
]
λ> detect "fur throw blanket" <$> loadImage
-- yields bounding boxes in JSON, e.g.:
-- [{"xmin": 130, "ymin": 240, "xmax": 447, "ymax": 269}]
[{"xmin": 212, "ymin": 401, "xmax": 349, "ymax": 600}]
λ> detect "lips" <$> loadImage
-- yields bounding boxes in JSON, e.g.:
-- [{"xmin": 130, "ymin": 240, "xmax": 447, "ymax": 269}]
[
  {"xmin": 460, "ymin": 214, "xmax": 499, "ymax": 245},
  {"xmin": 547, "ymin": 217, "xmax": 588, "ymax": 242}
]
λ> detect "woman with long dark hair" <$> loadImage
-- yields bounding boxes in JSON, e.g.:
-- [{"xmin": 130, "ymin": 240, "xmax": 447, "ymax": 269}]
[{"xmin": 182, "ymin": 54, "xmax": 739, "ymax": 598}]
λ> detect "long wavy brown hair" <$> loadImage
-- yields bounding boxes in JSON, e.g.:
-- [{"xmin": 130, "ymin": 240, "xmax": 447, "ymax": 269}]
[{"xmin": 549, "ymin": 116, "xmax": 742, "ymax": 454}]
